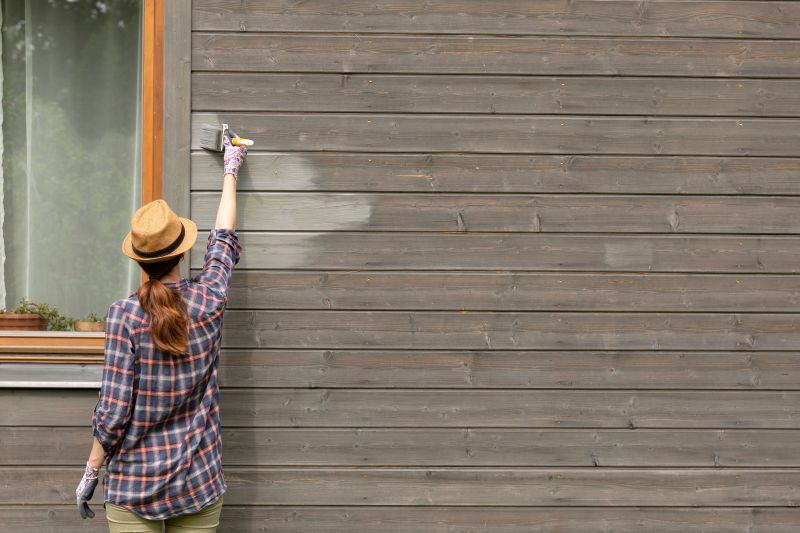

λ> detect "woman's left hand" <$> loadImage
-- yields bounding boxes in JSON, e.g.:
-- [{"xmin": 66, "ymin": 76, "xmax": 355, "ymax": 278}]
[{"xmin": 75, "ymin": 462, "xmax": 100, "ymax": 519}]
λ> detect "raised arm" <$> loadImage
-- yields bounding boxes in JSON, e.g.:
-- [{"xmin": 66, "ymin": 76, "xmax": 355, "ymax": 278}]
[
  {"xmin": 196, "ymin": 133, "xmax": 245, "ymax": 299},
  {"xmin": 215, "ymin": 173, "xmax": 238, "ymax": 230},
  {"xmin": 215, "ymin": 132, "xmax": 247, "ymax": 230}
]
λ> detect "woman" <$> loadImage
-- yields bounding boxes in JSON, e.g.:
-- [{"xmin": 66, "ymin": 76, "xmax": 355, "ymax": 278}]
[{"xmin": 75, "ymin": 135, "xmax": 247, "ymax": 532}]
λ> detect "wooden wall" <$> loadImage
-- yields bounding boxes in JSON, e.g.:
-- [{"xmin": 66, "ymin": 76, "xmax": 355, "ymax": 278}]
[{"xmin": 3, "ymin": 1, "xmax": 800, "ymax": 531}]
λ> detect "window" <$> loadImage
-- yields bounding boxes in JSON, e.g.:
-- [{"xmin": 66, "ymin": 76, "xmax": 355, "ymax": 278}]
[{"xmin": 0, "ymin": 0, "xmax": 144, "ymax": 331}]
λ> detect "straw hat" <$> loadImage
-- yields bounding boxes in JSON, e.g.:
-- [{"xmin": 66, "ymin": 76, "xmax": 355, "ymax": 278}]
[{"xmin": 121, "ymin": 199, "xmax": 198, "ymax": 263}]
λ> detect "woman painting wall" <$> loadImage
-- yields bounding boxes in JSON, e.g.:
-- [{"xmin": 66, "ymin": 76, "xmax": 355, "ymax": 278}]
[{"xmin": 75, "ymin": 135, "xmax": 246, "ymax": 532}]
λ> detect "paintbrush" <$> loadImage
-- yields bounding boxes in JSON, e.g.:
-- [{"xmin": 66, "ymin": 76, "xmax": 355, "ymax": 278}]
[{"xmin": 198, "ymin": 123, "xmax": 254, "ymax": 152}]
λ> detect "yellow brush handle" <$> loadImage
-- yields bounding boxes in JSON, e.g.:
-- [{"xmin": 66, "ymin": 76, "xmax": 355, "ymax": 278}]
[{"xmin": 231, "ymin": 137, "xmax": 254, "ymax": 147}]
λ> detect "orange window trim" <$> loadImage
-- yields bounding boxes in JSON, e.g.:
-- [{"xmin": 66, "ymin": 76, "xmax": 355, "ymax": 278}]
[
  {"xmin": 142, "ymin": 0, "xmax": 164, "ymax": 207},
  {"xmin": 0, "ymin": 0, "xmax": 164, "ymax": 362}
]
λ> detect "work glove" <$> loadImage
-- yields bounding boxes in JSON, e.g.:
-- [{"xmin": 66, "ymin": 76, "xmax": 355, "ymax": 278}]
[
  {"xmin": 75, "ymin": 462, "xmax": 99, "ymax": 519},
  {"xmin": 223, "ymin": 130, "xmax": 248, "ymax": 179}
]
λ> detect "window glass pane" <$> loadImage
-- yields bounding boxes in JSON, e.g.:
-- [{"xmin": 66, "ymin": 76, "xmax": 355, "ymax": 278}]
[{"xmin": 1, "ymin": 0, "xmax": 142, "ymax": 326}]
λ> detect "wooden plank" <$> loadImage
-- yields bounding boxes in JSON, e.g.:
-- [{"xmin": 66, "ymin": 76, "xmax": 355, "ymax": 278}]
[
  {"xmin": 155, "ymin": 428, "xmax": 800, "ymax": 468},
  {"xmin": 5, "ymin": 505, "xmax": 800, "ymax": 533},
  {"xmin": 163, "ymin": 0, "xmax": 192, "ymax": 278},
  {"xmin": 7, "ymin": 427, "xmax": 800, "ymax": 467},
  {"xmin": 190, "ymin": 153, "xmax": 800, "ymax": 195},
  {"xmin": 5, "ymin": 467, "xmax": 800, "ymax": 506},
  {"xmin": 0, "ymin": 507, "xmax": 109, "ymax": 533},
  {"xmin": 190, "ymin": 233, "xmax": 800, "ymax": 273},
  {"xmin": 4, "ymin": 505, "xmax": 800, "ymax": 533},
  {"xmin": 214, "ymin": 350, "xmax": 800, "ymax": 390},
  {"xmin": 0, "ymin": 363, "xmax": 100, "ymax": 388},
  {"xmin": 193, "ymin": 73, "xmax": 800, "ymax": 117},
  {"xmin": 192, "ymin": 34, "xmax": 800, "ymax": 77},
  {"xmin": 5, "ymin": 389, "xmax": 800, "ymax": 428},
  {"xmin": 192, "ymin": 192, "xmax": 800, "ymax": 234},
  {"xmin": 216, "ymin": 310, "xmax": 800, "ymax": 351},
  {"xmin": 0, "ymin": 334, "xmax": 103, "ymax": 354},
  {"xmin": 186, "ymin": 467, "xmax": 800, "ymax": 506},
  {"xmin": 192, "ymin": 0, "xmax": 800, "ymax": 39},
  {"xmin": 208, "ymin": 271, "xmax": 800, "ymax": 312},
  {"xmin": 191, "ymin": 113, "xmax": 800, "ymax": 156},
  {"xmin": 200, "ymin": 506, "xmax": 800, "ymax": 533},
  {"xmin": 222, "ymin": 389, "xmax": 800, "ymax": 428}
]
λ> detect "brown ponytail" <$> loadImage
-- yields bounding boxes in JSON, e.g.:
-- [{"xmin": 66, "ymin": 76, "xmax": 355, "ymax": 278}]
[{"xmin": 136, "ymin": 255, "xmax": 189, "ymax": 355}]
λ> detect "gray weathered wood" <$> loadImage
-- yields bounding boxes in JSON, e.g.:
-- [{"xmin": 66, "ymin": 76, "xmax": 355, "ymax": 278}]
[
  {"xmin": 172, "ymin": 467, "xmax": 800, "ymax": 506},
  {"xmin": 192, "ymin": 34, "xmax": 800, "ymax": 77},
  {"xmin": 5, "ymin": 389, "xmax": 800, "ymax": 428},
  {"xmin": 7, "ymin": 427, "xmax": 800, "ymax": 466},
  {"xmin": 191, "ymin": 113, "xmax": 800, "ymax": 156},
  {"xmin": 191, "ymin": 192, "xmax": 800, "ymax": 233},
  {"xmin": 193, "ymin": 73, "xmax": 800, "ymax": 117},
  {"xmin": 212, "ymin": 506, "xmax": 800, "ymax": 533},
  {"xmin": 190, "ymin": 233, "xmax": 800, "ymax": 273},
  {"xmin": 11, "ymin": 347, "xmax": 797, "ymax": 390},
  {"xmin": 4, "ymin": 506, "xmax": 800, "ymax": 533},
  {"xmin": 163, "ymin": 428, "xmax": 800, "ymax": 467},
  {"xmin": 216, "ymin": 311, "xmax": 800, "ymax": 350},
  {"xmin": 192, "ymin": 0, "xmax": 800, "ymax": 39},
  {"xmin": 210, "ymin": 271, "xmax": 800, "ymax": 312},
  {"xmin": 0, "ymin": 363, "xmax": 100, "ymax": 388},
  {"xmin": 163, "ymin": 0, "xmax": 193, "ymax": 278},
  {"xmin": 5, "ymin": 467, "xmax": 800, "ymax": 506},
  {"xmin": 0, "ymin": 507, "xmax": 107, "ymax": 533},
  {"xmin": 190, "ymin": 153, "xmax": 800, "ymax": 195},
  {"xmin": 213, "ymin": 350, "xmax": 800, "ymax": 390},
  {"xmin": 9, "ymin": 1, "xmax": 796, "ymax": 529}
]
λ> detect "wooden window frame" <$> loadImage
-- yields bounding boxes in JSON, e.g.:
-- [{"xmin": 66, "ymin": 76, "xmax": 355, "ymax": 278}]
[{"xmin": 0, "ymin": 0, "xmax": 164, "ymax": 363}]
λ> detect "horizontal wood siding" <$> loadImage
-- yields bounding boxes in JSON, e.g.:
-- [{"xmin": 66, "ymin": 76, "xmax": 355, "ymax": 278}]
[
  {"xmin": 9, "ymin": 426, "xmax": 800, "ymax": 466},
  {"xmin": 191, "ymin": 193, "xmax": 800, "ymax": 233},
  {"xmin": 192, "ymin": 1, "xmax": 800, "ymax": 38},
  {"xmin": 192, "ymin": 74, "xmax": 800, "ymax": 116},
  {"xmin": 188, "ymin": 233, "xmax": 800, "ymax": 272},
  {"xmin": 4, "ymin": 389, "xmax": 800, "ymax": 428},
  {"xmin": 5, "ymin": 1, "xmax": 799, "ymax": 531},
  {"xmin": 4, "ymin": 506, "xmax": 800, "ymax": 533},
  {"xmin": 189, "ymin": 113, "xmax": 800, "ymax": 155},
  {"xmin": 192, "ymin": 34, "xmax": 800, "ymax": 77},
  {"xmin": 6, "ymin": 467, "xmax": 800, "ymax": 506},
  {"xmin": 191, "ymin": 153, "xmax": 800, "ymax": 194}
]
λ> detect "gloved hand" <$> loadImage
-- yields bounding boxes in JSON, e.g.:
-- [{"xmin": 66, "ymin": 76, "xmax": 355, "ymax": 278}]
[
  {"xmin": 75, "ymin": 462, "xmax": 99, "ymax": 519},
  {"xmin": 223, "ymin": 130, "xmax": 247, "ymax": 179}
]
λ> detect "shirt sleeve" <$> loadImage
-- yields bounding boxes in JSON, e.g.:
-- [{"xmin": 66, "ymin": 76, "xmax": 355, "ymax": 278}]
[
  {"xmin": 92, "ymin": 301, "xmax": 136, "ymax": 459},
  {"xmin": 195, "ymin": 228, "xmax": 242, "ymax": 300}
]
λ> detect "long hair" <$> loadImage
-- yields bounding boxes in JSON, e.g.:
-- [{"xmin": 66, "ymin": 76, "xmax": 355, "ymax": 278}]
[{"xmin": 136, "ymin": 254, "xmax": 189, "ymax": 355}]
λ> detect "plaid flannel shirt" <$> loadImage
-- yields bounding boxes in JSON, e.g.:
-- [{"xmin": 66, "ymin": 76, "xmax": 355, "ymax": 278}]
[{"xmin": 92, "ymin": 228, "xmax": 241, "ymax": 520}]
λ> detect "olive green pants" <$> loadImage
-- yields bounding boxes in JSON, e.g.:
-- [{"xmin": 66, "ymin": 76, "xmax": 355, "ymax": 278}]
[{"xmin": 105, "ymin": 496, "xmax": 223, "ymax": 533}]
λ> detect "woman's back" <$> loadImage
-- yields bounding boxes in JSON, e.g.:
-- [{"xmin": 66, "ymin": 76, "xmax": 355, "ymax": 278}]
[{"xmin": 92, "ymin": 228, "xmax": 241, "ymax": 520}]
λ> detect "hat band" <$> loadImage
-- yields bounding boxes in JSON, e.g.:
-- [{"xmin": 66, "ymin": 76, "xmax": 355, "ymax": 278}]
[{"xmin": 132, "ymin": 223, "xmax": 185, "ymax": 259}]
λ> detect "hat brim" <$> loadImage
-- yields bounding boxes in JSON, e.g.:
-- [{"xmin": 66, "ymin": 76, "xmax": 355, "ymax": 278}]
[{"xmin": 121, "ymin": 217, "xmax": 198, "ymax": 263}]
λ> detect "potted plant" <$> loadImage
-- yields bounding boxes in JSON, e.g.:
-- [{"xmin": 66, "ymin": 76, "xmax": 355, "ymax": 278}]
[
  {"xmin": 0, "ymin": 298, "xmax": 47, "ymax": 330},
  {"xmin": 0, "ymin": 297, "xmax": 75, "ymax": 331},
  {"xmin": 74, "ymin": 312, "xmax": 107, "ymax": 332}
]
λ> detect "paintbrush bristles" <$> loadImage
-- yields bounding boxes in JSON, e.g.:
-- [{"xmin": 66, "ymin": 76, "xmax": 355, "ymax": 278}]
[{"xmin": 198, "ymin": 124, "xmax": 223, "ymax": 152}]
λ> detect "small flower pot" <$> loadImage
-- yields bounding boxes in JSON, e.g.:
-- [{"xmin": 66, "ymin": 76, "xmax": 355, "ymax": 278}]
[
  {"xmin": 74, "ymin": 320, "xmax": 106, "ymax": 332},
  {"xmin": 0, "ymin": 313, "xmax": 47, "ymax": 331}
]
